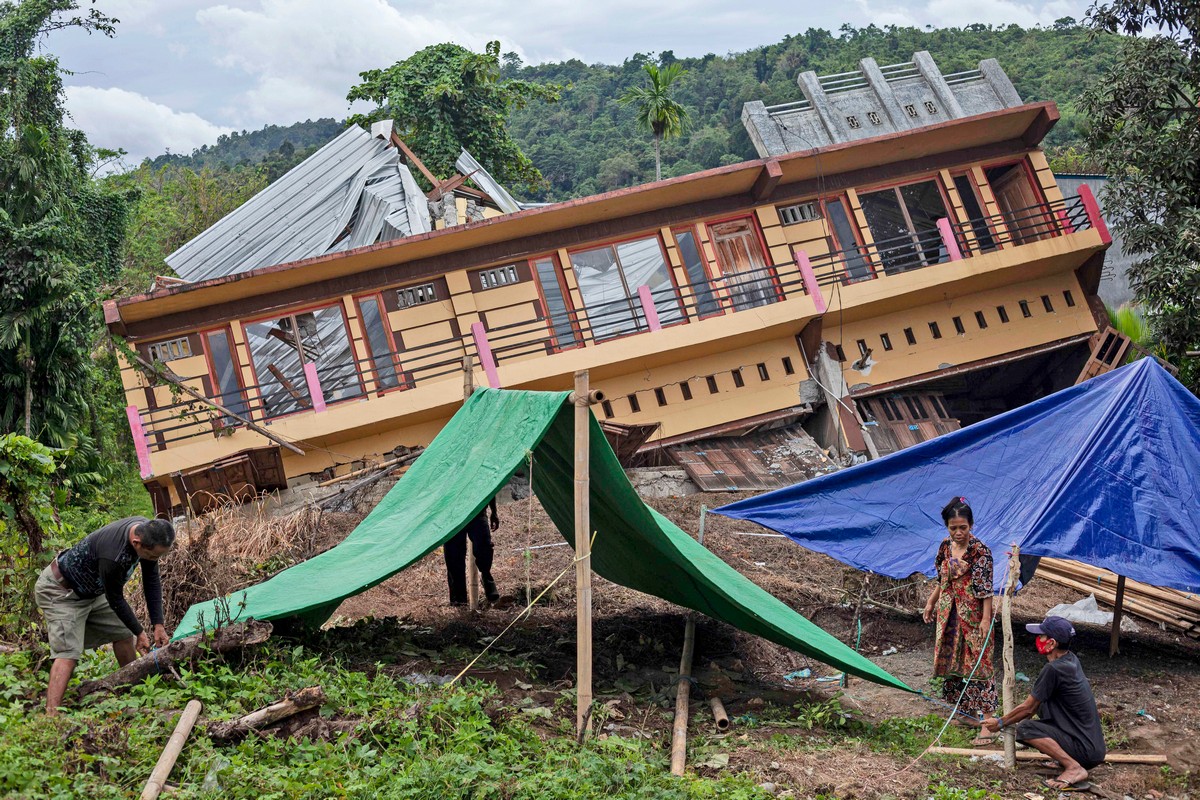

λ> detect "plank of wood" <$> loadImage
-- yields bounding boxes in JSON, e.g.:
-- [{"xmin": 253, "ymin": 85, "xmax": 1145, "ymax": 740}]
[
  {"xmin": 141, "ymin": 700, "xmax": 203, "ymax": 800},
  {"xmin": 928, "ymin": 747, "xmax": 1167, "ymax": 765}
]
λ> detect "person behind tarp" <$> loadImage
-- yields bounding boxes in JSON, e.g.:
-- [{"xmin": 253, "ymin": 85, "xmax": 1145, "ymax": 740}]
[
  {"xmin": 981, "ymin": 616, "xmax": 1106, "ymax": 792},
  {"xmin": 922, "ymin": 496, "xmax": 997, "ymax": 742},
  {"xmin": 444, "ymin": 497, "xmax": 500, "ymax": 605}
]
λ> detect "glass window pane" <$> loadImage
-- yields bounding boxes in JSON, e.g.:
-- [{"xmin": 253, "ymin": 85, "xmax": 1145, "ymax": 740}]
[
  {"xmin": 826, "ymin": 199, "xmax": 872, "ymax": 281},
  {"xmin": 570, "ymin": 245, "xmax": 636, "ymax": 340},
  {"xmin": 899, "ymin": 181, "xmax": 950, "ymax": 265},
  {"xmin": 359, "ymin": 297, "xmax": 400, "ymax": 390},
  {"xmin": 860, "ymin": 188, "xmax": 922, "ymax": 274},
  {"xmin": 674, "ymin": 230, "xmax": 720, "ymax": 316},
  {"xmin": 614, "ymin": 238, "xmax": 683, "ymax": 325},
  {"xmin": 205, "ymin": 330, "xmax": 247, "ymax": 420},
  {"xmin": 305, "ymin": 306, "xmax": 363, "ymax": 403},
  {"xmin": 245, "ymin": 317, "xmax": 311, "ymax": 417},
  {"xmin": 954, "ymin": 176, "xmax": 997, "ymax": 252},
  {"xmin": 534, "ymin": 257, "xmax": 579, "ymax": 348}
]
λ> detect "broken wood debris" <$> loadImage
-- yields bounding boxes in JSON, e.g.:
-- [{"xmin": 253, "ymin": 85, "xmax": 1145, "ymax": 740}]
[
  {"xmin": 1036, "ymin": 558, "xmax": 1200, "ymax": 638},
  {"xmin": 208, "ymin": 686, "xmax": 327, "ymax": 743},
  {"xmin": 928, "ymin": 747, "xmax": 1167, "ymax": 764},
  {"xmin": 78, "ymin": 621, "xmax": 273, "ymax": 697},
  {"xmin": 141, "ymin": 700, "xmax": 202, "ymax": 800}
]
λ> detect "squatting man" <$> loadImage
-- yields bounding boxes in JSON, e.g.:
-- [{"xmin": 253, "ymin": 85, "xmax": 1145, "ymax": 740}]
[{"xmin": 34, "ymin": 516, "xmax": 176, "ymax": 714}]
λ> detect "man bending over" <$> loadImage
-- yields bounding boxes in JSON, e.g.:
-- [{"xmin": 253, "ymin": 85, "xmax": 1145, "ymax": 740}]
[
  {"xmin": 34, "ymin": 516, "xmax": 175, "ymax": 714},
  {"xmin": 982, "ymin": 615, "xmax": 1106, "ymax": 791}
]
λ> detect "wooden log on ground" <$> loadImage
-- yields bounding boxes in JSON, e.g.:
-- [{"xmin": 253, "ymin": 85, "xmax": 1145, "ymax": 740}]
[
  {"xmin": 208, "ymin": 686, "xmax": 327, "ymax": 742},
  {"xmin": 669, "ymin": 613, "xmax": 697, "ymax": 776},
  {"xmin": 710, "ymin": 696, "xmax": 730, "ymax": 732},
  {"xmin": 141, "ymin": 700, "xmax": 203, "ymax": 800},
  {"xmin": 927, "ymin": 747, "xmax": 1168, "ymax": 765},
  {"xmin": 78, "ymin": 621, "xmax": 273, "ymax": 697}
]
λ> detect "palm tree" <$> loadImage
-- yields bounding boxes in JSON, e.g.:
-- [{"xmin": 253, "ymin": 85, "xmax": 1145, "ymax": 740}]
[{"xmin": 618, "ymin": 63, "xmax": 689, "ymax": 181}]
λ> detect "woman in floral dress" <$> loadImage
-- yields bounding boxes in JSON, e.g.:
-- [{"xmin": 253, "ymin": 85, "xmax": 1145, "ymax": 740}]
[{"xmin": 923, "ymin": 496, "xmax": 997, "ymax": 743}]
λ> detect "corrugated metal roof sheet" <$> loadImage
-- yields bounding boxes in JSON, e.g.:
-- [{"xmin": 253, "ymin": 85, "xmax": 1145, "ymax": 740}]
[
  {"xmin": 166, "ymin": 125, "xmax": 432, "ymax": 282},
  {"xmin": 456, "ymin": 148, "xmax": 521, "ymax": 214}
]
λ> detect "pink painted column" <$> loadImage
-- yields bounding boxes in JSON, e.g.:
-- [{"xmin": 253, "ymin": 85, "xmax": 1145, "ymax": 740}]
[
  {"xmin": 303, "ymin": 362, "xmax": 327, "ymax": 412},
  {"xmin": 470, "ymin": 322, "xmax": 501, "ymax": 388},
  {"xmin": 1076, "ymin": 183, "xmax": 1112, "ymax": 245},
  {"xmin": 937, "ymin": 217, "xmax": 964, "ymax": 261},
  {"xmin": 636, "ymin": 285, "xmax": 662, "ymax": 331},
  {"xmin": 125, "ymin": 405, "xmax": 152, "ymax": 478},
  {"xmin": 794, "ymin": 250, "xmax": 827, "ymax": 315}
]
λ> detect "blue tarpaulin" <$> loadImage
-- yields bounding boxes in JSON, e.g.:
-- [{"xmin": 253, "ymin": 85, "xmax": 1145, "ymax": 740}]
[{"xmin": 715, "ymin": 358, "xmax": 1200, "ymax": 594}]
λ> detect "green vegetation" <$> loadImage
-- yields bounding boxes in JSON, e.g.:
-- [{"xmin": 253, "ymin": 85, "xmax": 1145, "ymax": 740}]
[
  {"xmin": 619, "ymin": 63, "xmax": 690, "ymax": 181},
  {"xmin": 347, "ymin": 41, "xmax": 562, "ymax": 194},
  {"xmin": 1082, "ymin": 2, "xmax": 1200, "ymax": 393},
  {"xmin": 0, "ymin": 642, "xmax": 771, "ymax": 799}
]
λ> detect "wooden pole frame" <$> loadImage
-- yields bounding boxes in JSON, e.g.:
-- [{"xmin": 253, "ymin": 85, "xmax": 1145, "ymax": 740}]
[
  {"xmin": 574, "ymin": 370, "xmax": 594, "ymax": 738},
  {"xmin": 670, "ymin": 505, "xmax": 707, "ymax": 775},
  {"xmin": 1109, "ymin": 574, "xmax": 1127, "ymax": 657},
  {"xmin": 140, "ymin": 699, "xmax": 202, "ymax": 800},
  {"xmin": 1001, "ymin": 544, "xmax": 1020, "ymax": 769}
]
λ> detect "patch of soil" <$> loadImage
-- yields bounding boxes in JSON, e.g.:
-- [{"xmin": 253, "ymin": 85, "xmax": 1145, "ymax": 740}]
[{"xmin": 231, "ymin": 485, "xmax": 1200, "ymax": 797}]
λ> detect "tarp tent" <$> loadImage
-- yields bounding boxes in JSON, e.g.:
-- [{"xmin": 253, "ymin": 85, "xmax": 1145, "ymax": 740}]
[
  {"xmin": 176, "ymin": 388, "xmax": 909, "ymax": 691},
  {"xmin": 716, "ymin": 358, "xmax": 1200, "ymax": 594}
]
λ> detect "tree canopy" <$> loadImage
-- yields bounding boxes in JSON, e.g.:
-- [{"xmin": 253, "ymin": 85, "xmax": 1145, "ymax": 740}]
[
  {"xmin": 619, "ymin": 63, "xmax": 689, "ymax": 181},
  {"xmin": 1081, "ymin": 1, "xmax": 1200, "ymax": 390},
  {"xmin": 346, "ymin": 41, "xmax": 561, "ymax": 194}
]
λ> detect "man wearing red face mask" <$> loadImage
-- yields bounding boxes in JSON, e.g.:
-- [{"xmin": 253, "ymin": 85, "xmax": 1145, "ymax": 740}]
[{"xmin": 981, "ymin": 616, "xmax": 1105, "ymax": 792}]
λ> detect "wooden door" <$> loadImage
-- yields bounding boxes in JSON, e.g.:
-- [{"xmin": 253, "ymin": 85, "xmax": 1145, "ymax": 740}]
[
  {"xmin": 709, "ymin": 219, "xmax": 775, "ymax": 309},
  {"xmin": 992, "ymin": 166, "xmax": 1052, "ymax": 244}
]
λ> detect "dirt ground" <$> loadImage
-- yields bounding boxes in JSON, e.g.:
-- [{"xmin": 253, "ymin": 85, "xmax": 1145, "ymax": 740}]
[{"xmin": 279, "ymin": 485, "xmax": 1198, "ymax": 798}]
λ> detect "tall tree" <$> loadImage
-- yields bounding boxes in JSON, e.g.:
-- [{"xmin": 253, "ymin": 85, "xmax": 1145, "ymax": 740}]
[
  {"xmin": 0, "ymin": 0, "xmax": 128, "ymax": 489},
  {"xmin": 618, "ymin": 62, "xmax": 689, "ymax": 181},
  {"xmin": 1082, "ymin": 1, "xmax": 1200, "ymax": 391},
  {"xmin": 347, "ymin": 41, "xmax": 561, "ymax": 195}
]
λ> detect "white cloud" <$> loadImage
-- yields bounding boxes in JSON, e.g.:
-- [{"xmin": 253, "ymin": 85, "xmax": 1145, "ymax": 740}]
[
  {"xmin": 65, "ymin": 86, "xmax": 230, "ymax": 162},
  {"xmin": 194, "ymin": 0, "xmax": 505, "ymax": 127}
]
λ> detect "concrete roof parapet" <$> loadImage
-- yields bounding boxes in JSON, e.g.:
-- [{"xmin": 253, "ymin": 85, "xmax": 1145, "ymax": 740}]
[
  {"xmin": 979, "ymin": 58, "xmax": 1024, "ymax": 107},
  {"xmin": 859, "ymin": 56, "xmax": 919, "ymax": 131},
  {"xmin": 796, "ymin": 69, "xmax": 848, "ymax": 144},
  {"xmin": 913, "ymin": 51, "xmax": 965, "ymax": 118}
]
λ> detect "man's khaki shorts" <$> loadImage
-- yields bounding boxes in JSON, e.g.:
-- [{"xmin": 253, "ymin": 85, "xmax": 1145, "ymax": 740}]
[{"xmin": 34, "ymin": 565, "xmax": 135, "ymax": 660}]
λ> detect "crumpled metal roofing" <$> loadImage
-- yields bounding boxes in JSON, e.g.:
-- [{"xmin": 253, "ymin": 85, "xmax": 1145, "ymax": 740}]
[
  {"xmin": 455, "ymin": 148, "xmax": 522, "ymax": 214},
  {"xmin": 166, "ymin": 125, "xmax": 432, "ymax": 283}
]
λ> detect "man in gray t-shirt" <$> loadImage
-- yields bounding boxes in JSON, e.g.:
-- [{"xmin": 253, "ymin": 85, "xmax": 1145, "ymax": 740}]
[
  {"xmin": 982, "ymin": 616, "xmax": 1106, "ymax": 791},
  {"xmin": 34, "ymin": 517, "xmax": 175, "ymax": 714}
]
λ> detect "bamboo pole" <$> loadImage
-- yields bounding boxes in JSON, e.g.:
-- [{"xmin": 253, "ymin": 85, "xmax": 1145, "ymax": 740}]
[
  {"xmin": 670, "ymin": 506, "xmax": 707, "ymax": 775},
  {"xmin": 1109, "ymin": 575, "xmax": 1127, "ymax": 657},
  {"xmin": 928, "ymin": 747, "xmax": 1167, "ymax": 764},
  {"xmin": 710, "ymin": 696, "xmax": 730, "ymax": 731},
  {"xmin": 131, "ymin": 353, "xmax": 304, "ymax": 456},
  {"xmin": 140, "ymin": 700, "xmax": 203, "ymax": 800},
  {"xmin": 464, "ymin": 356, "xmax": 479, "ymax": 611},
  {"xmin": 1001, "ymin": 544, "xmax": 1020, "ymax": 769},
  {"xmin": 574, "ymin": 370, "xmax": 593, "ymax": 739}
]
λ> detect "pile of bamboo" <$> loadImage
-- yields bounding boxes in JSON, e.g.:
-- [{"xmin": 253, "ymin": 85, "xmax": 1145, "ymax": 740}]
[{"xmin": 1036, "ymin": 558, "xmax": 1200, "ymax": 638}]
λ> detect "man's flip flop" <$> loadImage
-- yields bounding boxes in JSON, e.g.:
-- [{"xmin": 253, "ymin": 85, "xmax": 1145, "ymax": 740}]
[{"xmin": 1043, "ymin": 778, "xmax": 1091, "ymax": 792}]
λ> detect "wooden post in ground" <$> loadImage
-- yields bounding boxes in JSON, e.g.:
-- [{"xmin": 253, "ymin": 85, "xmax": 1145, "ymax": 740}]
[
  {"xmin": 1001, "ymin": 544, "xmax": 1020, "ymax": 769},
  {"xmin": 140, "ymin": 699, "xmax": 202, "ymax": 800},
  {"xmin": 1110, "ymin": 575, "xmax": 1127, "ymax": 657},
  {"xmin": 464, "ymin": 356, "xmax": 480, "ymax": 611},
  {"xmin": 573, "ymin": 370, "xmax": 593, "ymax": 739},
  {"xmin": 670, "ymin": 506, "xmax": 707, "ymax": 775}
]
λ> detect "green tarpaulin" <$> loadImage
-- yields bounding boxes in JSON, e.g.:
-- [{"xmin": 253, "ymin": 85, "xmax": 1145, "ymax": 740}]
[{"xmin": 176, "ymin": 389, "xmax": 909, "ymax": 692}]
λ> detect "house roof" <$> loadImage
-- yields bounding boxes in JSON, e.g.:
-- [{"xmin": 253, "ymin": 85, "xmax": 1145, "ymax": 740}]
[{"xmin": 165, "ymin": 125, "xmax": 431, "ymax": 283}]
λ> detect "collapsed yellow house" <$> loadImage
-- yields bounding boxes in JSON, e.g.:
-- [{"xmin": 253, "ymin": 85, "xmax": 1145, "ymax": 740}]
[{"xmin": 104, "ymin": 52, "xmax": 1118, "ymax": 516}]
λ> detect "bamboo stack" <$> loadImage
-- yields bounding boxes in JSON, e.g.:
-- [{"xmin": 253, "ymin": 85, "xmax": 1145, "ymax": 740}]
[{"xmin": 1036, "ymin": 558, "xmax": 1200, "ymax": 638}]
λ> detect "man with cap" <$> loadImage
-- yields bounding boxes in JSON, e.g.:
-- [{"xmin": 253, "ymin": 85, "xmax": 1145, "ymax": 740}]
[{"xmin": 981, "ymin": 615, "xmax": 1106, "ymax": 791}]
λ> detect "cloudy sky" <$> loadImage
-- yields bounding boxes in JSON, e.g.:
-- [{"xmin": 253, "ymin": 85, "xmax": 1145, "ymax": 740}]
[{"xmin": 51, "ymin": 0, "xmax": 1090, "ymax": 163}]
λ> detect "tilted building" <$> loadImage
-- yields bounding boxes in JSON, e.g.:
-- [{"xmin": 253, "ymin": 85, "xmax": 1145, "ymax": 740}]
[{"xmin": 104, "ymin": 52, "xmax": 1118, "ymax": 516}]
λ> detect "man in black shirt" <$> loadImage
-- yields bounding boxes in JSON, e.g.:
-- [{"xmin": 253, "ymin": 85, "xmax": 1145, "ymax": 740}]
[
  {"xmin": 982, "ymin": 615, "xmax": 1106, "ymax": 791},
  {"xmin": 34, "ymin": 516, "xmax": 175, "ymax": 714}
]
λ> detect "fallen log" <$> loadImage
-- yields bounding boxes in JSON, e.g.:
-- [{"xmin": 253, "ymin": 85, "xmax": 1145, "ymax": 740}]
[
  {"xmin": 928, "ymin": 747, "xmax": 1168, "ymax": 765},
  {"xmin": 141, "ymin": 700, "xmax": 202, "ymax": 800},
  {"xmin": 78, "ymin": 621, "xmax": 273, "ymax": 697},
  {"xmin": 208, "ymin": 686, "xmax": 327, "ymax": 742}
]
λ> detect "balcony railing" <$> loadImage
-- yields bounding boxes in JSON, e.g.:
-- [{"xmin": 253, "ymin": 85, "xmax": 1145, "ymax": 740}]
[{"xmin": 130, "ymin": 190, "xmax": 1103, "ymax": 458}]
